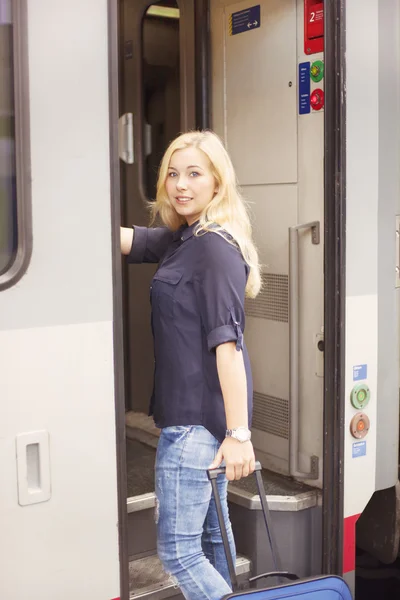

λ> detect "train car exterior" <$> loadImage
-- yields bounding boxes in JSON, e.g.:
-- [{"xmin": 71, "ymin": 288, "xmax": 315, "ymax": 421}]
[{"xmin": 0, "ymin": 1, "xmax": 399, "ymax": 599}]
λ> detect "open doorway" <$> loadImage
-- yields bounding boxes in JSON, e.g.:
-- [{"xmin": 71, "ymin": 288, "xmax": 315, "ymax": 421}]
[{"xmin": 116, "ymin": 0, "xmax": 328, "ymax": 597}]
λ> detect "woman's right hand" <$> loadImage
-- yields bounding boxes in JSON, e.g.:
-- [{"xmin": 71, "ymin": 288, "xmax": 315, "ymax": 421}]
[{"xmin": 120, "ymin": 226, "xmax": 134, "ymax": 255}]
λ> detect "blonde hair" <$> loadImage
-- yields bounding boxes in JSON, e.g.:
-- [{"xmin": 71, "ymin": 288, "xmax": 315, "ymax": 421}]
[{"xmin": 150, "ymin": 130, "xmax": 261, "ymax": 298}]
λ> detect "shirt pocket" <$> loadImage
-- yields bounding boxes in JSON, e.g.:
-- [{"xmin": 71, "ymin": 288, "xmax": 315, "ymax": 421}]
[{"xmin": 151, "ymin": 269, "xmax": 183, "ymax": 319}]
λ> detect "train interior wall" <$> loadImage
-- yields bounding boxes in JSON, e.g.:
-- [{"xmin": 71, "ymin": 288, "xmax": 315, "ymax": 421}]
[{"xmin": 210, "ymin": 0, "xmax": 324, "ymax": 484}]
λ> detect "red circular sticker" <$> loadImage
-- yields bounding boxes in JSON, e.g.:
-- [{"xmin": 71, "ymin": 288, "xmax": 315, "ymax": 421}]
[{"xmin": 310, "ymin": 88, "xmax": 324, "ymax": 111}]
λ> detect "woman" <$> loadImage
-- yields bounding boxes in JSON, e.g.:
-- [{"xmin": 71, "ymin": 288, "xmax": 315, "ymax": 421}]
[{"xmin": 121, "ymin": 130, "xmax": 261, "ymax": 600}]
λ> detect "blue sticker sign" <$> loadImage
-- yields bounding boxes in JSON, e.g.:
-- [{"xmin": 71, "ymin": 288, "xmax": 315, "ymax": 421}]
[
  {"xmin": 353, "ymin": 364, "xmax": 367, "ymax": 381},
  {"xmin": 352, "ymin": 441, "xmax": 366, "ymax": 458},
  {"xmin": 299, "ymin": 62, "xmax": 310, "ymax": 114},
  {"xmin": 229, "ymin": 5, "xmax": 260, "ymax": 36}
]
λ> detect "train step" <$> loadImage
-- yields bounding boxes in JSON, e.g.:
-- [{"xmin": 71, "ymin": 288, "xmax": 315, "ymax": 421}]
[
  {"xmin": 129, "ymin": 553, "xmax": 251, "ymax": 600},
  {"xmin": 125, "ymin": 412, "xmax": 322, "ymax": 579}
]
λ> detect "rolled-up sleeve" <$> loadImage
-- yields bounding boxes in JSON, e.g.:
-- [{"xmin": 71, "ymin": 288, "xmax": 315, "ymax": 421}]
[
  {"xmin": 127, "ymin": 226, "xmax": 174, "ymax": 264},
  {"xmin": 194, "ymin": 234, "xmax": 248, "ymax": 352}
]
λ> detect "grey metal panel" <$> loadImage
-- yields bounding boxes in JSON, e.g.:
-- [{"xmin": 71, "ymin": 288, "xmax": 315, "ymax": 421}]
[
  {"xmin": 229, "ymin": 502, "xmax": 322, "ymax": 583},
  {"xmin": 252, "ymin": 391, "xmax": 289, "ymax": 439},
  {"xmin": 245, "ymin": 274, "xmax": 288, "ymax": 322},
  {"xmin": 228, "ymin": 489, "xmax": 318, "ymax": 512},
  {"xmin": 128, "ymin": 493, "xmax": 156, "ymax": 513},
  {"xmin": 0, "ymin": 0, "xmax": 114, "ymax": 330},
  {"xmin": 343, "ymin": 572, "xmax": 355, "ymax": 599},
  {"xmin": 345, "ymin": 3, "xmax": 379, "ymax": 298},
  {"xmin": 223, "ymin": 0, "xmax": 298, "ymax": 186},
  {"xmin": 227, "ymin": 463, "xmax": 318, "ymax": 511},
  {"xmin": 376, "ymin": 0, "xmax": 400, "ymax": 490},
  {"xmin": 127, "ymin": 506, "xmax": 157, "ymax": 559}
]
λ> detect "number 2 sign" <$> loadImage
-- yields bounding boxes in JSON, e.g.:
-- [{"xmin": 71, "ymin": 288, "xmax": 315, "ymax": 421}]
[{"xmin": 304, "ymin": 0, "xmax": 324, "ymax": 55}]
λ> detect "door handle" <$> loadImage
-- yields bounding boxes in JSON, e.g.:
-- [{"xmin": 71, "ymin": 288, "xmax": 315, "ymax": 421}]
[
  {"xmin": 289, "ymin": 221, "xmax": 320, "ymax": 480},
  {"xmin": 118, "ymin": 113, "xmax": 134, "ymax": 164},
  {"xmin": 16, "ymin": 430, "xmax": 51, "ymax": 505}
]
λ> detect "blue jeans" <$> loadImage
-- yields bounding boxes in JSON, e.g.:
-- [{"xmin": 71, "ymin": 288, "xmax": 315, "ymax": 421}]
[{"xmin": 155, "ymin": 425, "xmax": 236, "ymax": 600}]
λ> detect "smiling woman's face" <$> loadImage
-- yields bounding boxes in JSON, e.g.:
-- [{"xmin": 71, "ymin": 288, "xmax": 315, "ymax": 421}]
[{"xmin": 165, "ymin": 147, "xmax": 217, "ymax": 226}]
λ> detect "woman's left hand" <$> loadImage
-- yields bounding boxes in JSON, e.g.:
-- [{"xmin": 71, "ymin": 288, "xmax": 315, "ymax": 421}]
[{"xmin": 208, "ymin": 438, "xmax": 256, "ymax": 481}]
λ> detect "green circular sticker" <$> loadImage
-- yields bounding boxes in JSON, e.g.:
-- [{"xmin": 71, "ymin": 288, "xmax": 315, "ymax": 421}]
[
  {"xmin": 351, "ymin": 384, "xmax": 370, "ymax": 409},
  {"xmin": 310, "ymin": 60, "xmax": 324, "ymax": 83}
]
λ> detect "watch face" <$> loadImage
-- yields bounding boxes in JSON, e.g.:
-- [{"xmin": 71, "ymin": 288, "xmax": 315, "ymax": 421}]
[{"xmin": 236, "ymin": 429, "xmax": 250, "ymax": 442}]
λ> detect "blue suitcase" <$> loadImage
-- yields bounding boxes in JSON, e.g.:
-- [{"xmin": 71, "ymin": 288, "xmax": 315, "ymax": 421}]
[{"xmin": 208, "ymin": 463, "xmax": 352, "ymax": 600}]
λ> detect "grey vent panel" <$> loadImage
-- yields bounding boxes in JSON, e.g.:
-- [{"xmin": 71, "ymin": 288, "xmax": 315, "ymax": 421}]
[
  {"xmin": 245, "ymin": 273, "xmax": 288, "ymax": 322},
  {"xmin": 252, "ymin": 391, "xmax": 289, "ymax": 439}
]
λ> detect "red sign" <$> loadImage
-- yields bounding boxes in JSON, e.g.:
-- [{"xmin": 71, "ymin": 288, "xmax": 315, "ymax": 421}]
[{"xmin": 304, "ymin": 1, "xmax": 324, "ymax": 55}]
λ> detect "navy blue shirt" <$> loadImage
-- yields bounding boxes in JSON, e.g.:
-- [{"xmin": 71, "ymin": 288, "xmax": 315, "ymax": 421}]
[{"xmin": 127, "ymin": 221, "xmax": 253, "ymax": 442}]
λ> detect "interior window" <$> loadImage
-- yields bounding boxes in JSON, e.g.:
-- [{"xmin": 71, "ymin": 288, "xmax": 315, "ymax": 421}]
[
  {"xmin": 0, "ymin": 1, "xmax": 17, "ymax": 275},
  {"xmin": 142, "ymin": 1, "xmax": 180, "ymax": 200}
]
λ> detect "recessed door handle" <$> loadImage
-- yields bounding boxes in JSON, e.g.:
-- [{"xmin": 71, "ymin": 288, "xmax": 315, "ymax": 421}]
[
  {"xmin": 16, "ymin": 430, "xmax": 51, "ymax": 506},
  {"xmin": 118, "ymin": 113, "xmax": 134, "ymax": 164}
]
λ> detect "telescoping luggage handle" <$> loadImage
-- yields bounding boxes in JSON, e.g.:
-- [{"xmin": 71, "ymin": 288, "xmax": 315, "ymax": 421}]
[{"xmin": 207, "ymin": 461, "xmax": 298, "ymax": 591}]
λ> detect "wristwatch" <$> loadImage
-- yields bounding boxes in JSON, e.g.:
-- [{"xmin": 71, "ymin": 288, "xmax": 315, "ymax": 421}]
[{"xmin": 226, "ymin": 426, "xmax": 252, "ymax": 443}]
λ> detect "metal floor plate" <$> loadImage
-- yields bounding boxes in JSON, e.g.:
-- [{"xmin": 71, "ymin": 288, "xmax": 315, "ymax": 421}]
[
  {"xmin": 129, "ymin": 554, "xmax": 169, "ymax": 598},
  {"xmin": 227, "ymin": 467, "xmax": 318, "ymax": 511},
  {"xmin": 231, "ymin": 467, "xmax": 313, "ymax": 496}
]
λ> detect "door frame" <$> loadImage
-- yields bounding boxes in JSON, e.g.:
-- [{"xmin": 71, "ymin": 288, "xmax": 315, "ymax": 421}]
[
  {"xmin": 108, "ymin": 1, "xmax": 130, "ymax": 598},
  {"xmin": 322, "ymin": 0, "xmax": 346, "ymax": 575},
  {"xmin": 107, "ymin": 0, "xmax": 348, "ymax": 593}
]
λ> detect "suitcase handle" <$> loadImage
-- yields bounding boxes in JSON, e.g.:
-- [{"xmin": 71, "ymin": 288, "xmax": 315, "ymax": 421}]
[
  {"xmin": 249, "ymin": 571, "xmax": 299, "ymax": 584},
  {"xmin": 207, "ymin": 461, "xmax": 299, "ymax": 591}
]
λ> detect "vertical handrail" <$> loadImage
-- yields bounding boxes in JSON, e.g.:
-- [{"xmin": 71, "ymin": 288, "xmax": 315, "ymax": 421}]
[{"xmin": 289, "ymin": 222, "xmax": 320, "ymax": 480}]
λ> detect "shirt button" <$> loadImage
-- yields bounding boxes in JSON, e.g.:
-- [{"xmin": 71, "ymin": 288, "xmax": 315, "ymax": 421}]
[{"xmin": 181, "ymin": 236, "xmax": 184, "ymax": 241}]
